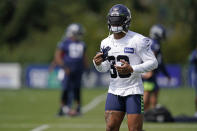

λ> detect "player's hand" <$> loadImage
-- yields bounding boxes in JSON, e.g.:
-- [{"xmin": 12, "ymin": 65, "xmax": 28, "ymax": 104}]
[
  {"xmin": 115, "ymin": 60, "xmax": 133, "ymax": 74},
  {"xmin": 93, "ymin": 53, "xmax": 104, "ymax": 66}
]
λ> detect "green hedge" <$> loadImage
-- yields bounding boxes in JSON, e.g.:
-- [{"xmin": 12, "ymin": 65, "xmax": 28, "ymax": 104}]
[{"xmin": 0, "ymin": 0, "xmax": 195, "ymax": 65}]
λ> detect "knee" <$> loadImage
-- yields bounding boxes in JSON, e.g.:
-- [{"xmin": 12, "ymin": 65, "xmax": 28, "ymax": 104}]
[
  {"xmin": 144, "ymin": 98, "xmax": 149, "ymax": 105},
  {"xmin": 128, "ymin": 122, "xmax": 143, "ymax": 131},
  {"xmin": 106, "ymin": 124, "xmax": 118, "ymax": 131},
  {"xmin": 128, "ymin": 126, "xmax": 142, "ymax": 131}
]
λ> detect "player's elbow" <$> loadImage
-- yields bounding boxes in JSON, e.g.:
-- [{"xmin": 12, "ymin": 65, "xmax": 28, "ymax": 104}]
[
  {"xmin": 152, "ymin": 58, "xmax": 158, "ymax": 70},
  {"xmin": 146, "ymin": 58, "xmax": 158, "ymax": 72}
]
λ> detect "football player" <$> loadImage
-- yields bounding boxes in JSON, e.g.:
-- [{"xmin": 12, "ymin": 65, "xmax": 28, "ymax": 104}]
[
  {"xmin": 55, "ymin": 23, "xmax": 89, "ymax": 116},
  {"xmin": 189, "ymin": 45, "xmax": 197, "ymax": 117},
  {"xmin": 93, "ymin": 4, "xmax": 158, "ymax": 131},
  {"xmin": 142, "ymin": 24, "xmax": 171, "ymax": 111}
]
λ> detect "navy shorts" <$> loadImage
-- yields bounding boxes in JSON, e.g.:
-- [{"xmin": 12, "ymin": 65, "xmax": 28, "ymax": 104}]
[{"xmin": 105, "ymin": 93, "xmax": 144, "ymax": 114}]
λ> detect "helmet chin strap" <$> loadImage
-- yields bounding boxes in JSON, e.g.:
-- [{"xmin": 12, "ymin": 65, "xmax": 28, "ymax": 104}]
[
  {"xmin": 110, "ymin": 26, "xmax": 126, "ymax": 34},
  {"xmin": 111, "ymin": 26, "xmax": 123, "ymax": 33}
]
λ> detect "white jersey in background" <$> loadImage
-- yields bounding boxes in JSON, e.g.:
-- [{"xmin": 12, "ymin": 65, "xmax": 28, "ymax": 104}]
[{"xmin": 94, "ymin": 30, "xmax": 158, "ymax": 96}]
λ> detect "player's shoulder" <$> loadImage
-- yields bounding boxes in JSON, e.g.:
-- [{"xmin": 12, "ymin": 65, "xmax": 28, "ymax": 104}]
[
  {"xmin": 127, "ymin": 30, "xmax": 143, "ymax": 37},
  {"xmin": 60, "ymin": 38, "xmax": 72, "ymax": 45},
  {"xmin": 151, "ymin": 39, "xmax": 160, "ymax": 51},
  {"xmin": 128, "ymin": 30, "xmax": 144, "ymax": 38},
  {"xmin": 127, "ymin": 30, "xmax": 147, "ymax": 42},
  {"xmin": 127, "ymin": 30, "xmax": 152, "ymax": 48},
  {"xmin": 57, "ymin": 38, "xmax": 69, "ymax": 48}
]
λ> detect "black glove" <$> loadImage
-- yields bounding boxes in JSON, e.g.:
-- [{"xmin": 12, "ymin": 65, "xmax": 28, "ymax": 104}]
[{"xmin": 100, "ymin": 46, "xmax": 111, "ymax": 61}]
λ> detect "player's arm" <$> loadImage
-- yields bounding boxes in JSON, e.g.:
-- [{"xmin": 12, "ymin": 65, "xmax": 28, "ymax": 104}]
[
  {"xmin": 83, "ymin": 52, "xmax": 89, "ymax": 70},
  {"xmin": 55, "ymin": 42, "xmax": 71, "ymax": 75},
  {"xmin": 132, "ymin": 38, "xmax": 158, "ymax": 73},
  {"xmin": 55, "ymin": 49, "xmax": 70, "ymax": 75},
  {"xmin": 153, "ymin": 48, "xmax": 170, "ymax": 78},
  {"xmin": 93, "ymin": 52, "xmax": 110, "ymax": 72},
  {"xmin": 93, "ymin": 40, "xmax": 111, "ymax": 72},
  {"xmin": 159, "ymin": 62, "xmax": 170, "ymax": 78},
  {"xmin": 48, "ymin": 59, "xmax": 57, "ymax": 72},
  {"xmin": 54, "ymin": 49, "xmax": 64, "ymax": 67},
  {"xmin": 55, "ymin": 41, "xmax": 65, "ymax": 67}
]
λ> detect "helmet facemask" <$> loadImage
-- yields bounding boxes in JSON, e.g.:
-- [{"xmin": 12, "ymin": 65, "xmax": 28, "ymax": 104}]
[{"xmin": 108, "ymin": 16, "xmax": 126, "ymax": 33}]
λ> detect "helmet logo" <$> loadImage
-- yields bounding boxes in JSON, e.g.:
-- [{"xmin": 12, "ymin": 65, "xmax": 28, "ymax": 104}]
[
  {"xmin": 113, "ymin": 7, "xmax": 119, "ymax": 11},
  {"xmin": 111, "ymin": 11, "xmax": 119, "ymax": 16}
]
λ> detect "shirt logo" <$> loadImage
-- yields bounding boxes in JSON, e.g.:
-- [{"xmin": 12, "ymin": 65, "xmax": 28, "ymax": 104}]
[{"xmin": 124, "ymin": 47, "xmax": 134, "ymax": 54}]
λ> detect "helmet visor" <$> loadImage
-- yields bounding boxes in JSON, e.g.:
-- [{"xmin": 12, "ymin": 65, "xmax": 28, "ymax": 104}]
[{"xmin": 108, "ymin": 16, "xmax": 126, "ymax": 26}]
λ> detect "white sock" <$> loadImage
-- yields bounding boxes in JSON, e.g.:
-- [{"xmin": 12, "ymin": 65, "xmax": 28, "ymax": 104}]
[{"xmin": 62, "ymin": 106, "xmax": 70, "ymax": 114}]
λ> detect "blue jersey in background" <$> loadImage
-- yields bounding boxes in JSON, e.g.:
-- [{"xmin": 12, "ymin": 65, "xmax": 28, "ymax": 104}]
[
  {"xmin": 189, "ymin": 49, "xmax": 197, "ymax": 89},
  {"xmin": 189, "ymin": 49, "xmax": 197, "ymax": 72},
  {"xmin": 151, "ymin": 39, "xmax": 170, "ymax": 77},
  {"xmin": 58, "ymin": 38, "xmax": 86, "ymax": 73}
]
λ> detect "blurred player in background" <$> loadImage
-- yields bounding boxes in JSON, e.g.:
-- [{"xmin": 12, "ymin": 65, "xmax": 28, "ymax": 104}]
[
  {"xmin": 142, "ymin": 24, "xmax": 171, "ymax": 111},
  {"xmin": 93, "ymin": 4, "xmax": 158, "ymax": 131},
  {"xmin": 54, "ymin": 23, "xmax": 89, "ymax": 116},
  {"xmin": 189, "ymin": 45, "xmax": 197, "ymax": 117}
]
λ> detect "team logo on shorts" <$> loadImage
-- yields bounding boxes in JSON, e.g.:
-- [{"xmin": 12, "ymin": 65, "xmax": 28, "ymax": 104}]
[{"xmin": 124, "ymin": 47, "xmax": 134, "ymax": 54}]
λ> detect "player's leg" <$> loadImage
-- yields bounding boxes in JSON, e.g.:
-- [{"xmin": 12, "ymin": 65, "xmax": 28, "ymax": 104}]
[
  {"xmin": 150, "ymin": 81, "xmax": 159, "ymax": 108},
  {"xmin": 105, "ymin": 93, "xmax": 126, "ymax": 131},
  {"xmin": 57, "ymin": 75, "xmax": 67, "ymax": 116},
  {"xmin": 126, "ymin": 95, "xmax": 144, "ymax": 131},
  {"xmin": 73, "ymin": 73, "xmax": 83, "ymax": 114},
  {"xmin": 58, "ymin": 88, "xmax": 69, "ymax": 115},
  {"xmin": 64, "ymin": 74, "xmax": 73, "ymax": 107},
  {"xmin": 194, "ymin": 82, "xmax": 197, "ymax": 117},
  {"xmin": 58, "ymin": 74, "xmax": 73, "ymax": 116},
  {"xmin": 143, "ymin": 81, "xmax": 155, "ymax": 111},
  {"xmin": 195, "ymin": 96, "xmax": 197, "ymax": 117},
  {"xmin": 150, "ymin": 90, "xmax": 159, "ymax": 108},
  {"xmin": 127, "ymin": 114, "xmax": 143, "ymax": 131},
  {"xmin": 105, "ymin": 110, "xmax": 125, "ymax": 131},
  {"xmin": 59, "ymin": 89, "xmax": 70, "ymax": 115},
  {"xmin": 192, "ymin": 73, "xmax": 197, "ymax": 117},
  {"xmin": 143, "ymin": 91, "xmax": 151, "ymax": 111}
]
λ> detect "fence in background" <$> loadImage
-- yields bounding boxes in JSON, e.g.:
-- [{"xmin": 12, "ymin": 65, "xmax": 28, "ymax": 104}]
[
  {"xmin": 0, "ymin": 63, "xmax": 191, "ymax": 89},
  {"xmin": 0, "ymin": 63, "xmax": 21, "ymax": 89}
]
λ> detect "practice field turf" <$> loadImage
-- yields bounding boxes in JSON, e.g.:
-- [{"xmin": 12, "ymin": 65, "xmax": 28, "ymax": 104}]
[{"xmin": 0, "ymin": 87, "xmax": 197, "ymax": 131}]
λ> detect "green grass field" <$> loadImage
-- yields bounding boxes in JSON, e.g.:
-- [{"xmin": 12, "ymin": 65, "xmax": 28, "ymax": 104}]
[{"xmin": 0, "ymin": 87, "xmax": 197, "ymax": 131}]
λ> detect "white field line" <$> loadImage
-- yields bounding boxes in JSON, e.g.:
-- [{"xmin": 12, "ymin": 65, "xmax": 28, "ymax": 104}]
[
  {"xmin": 0, "ymin": 123, "xmax": 197, "ymax": 129},
  {"xmin": 144, "ymin": 124, "xmax": 197, "ymax": 129},
  {"xmin": 47, "ymin": 123, "xmax": 197, "ymax": 129},
  {"xmin": 31, "ymin": 124, "xmax": 49, "ymax": 131},
  {"xmin": 30, "ymin": 93, "xmax": 106, "ymax": 131},
  {"xmin": 1, "ymin": 92, "xmax": 197, "ymax": 130},
  {"xmin": 82, "ymin": 93, "xmax": 106, "ymax": 114}
]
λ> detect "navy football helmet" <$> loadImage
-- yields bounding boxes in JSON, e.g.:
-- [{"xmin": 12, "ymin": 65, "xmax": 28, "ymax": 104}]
[
  {"xmin": 65, "ymin": 23, "xmax": 84, "ymax": 40},
  {"xmin": 107, "ymin": 4, "xmax": 131, "ymax": 33},
  {"xmin": 149, "ymin": 24, "xmax": 166, "ymax": 40}
]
